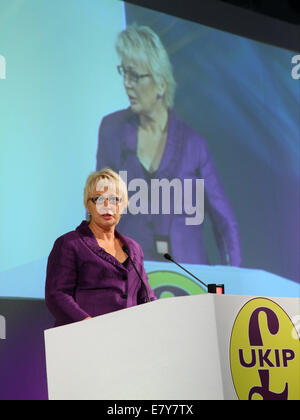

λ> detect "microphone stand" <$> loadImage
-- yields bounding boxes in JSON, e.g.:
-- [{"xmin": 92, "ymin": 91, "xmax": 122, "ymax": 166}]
[
  {"xmin": 122, "ymin": 245, "xmax": 151, "ymax": 303},
  {"xmin": 164, "ymin": 253, "xmax": 224, "ymax": 294}
]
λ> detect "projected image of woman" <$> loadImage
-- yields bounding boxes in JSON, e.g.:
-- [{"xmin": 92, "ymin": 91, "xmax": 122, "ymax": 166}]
[{"xmin": 96, "ymin": 25, "xmax": 241, "ymax": 266}]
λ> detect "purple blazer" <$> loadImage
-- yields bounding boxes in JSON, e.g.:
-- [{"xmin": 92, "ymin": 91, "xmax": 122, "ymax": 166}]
[
  {"xmin": 45, "ymin": 221, "xmax": 157, "ymax": 327},
  {"xmin": 97, "ymin": 108, "xmax": 242, "ymax": 266}
]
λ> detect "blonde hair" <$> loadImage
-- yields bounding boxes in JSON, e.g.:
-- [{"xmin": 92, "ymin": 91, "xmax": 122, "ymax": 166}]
[
  {"xmin": 115, "ymin": 24, "xmax": 176, "ymax": 108},
  {"xmin": 84, "ymin": 168, "xmax": 128, "ymax": 219}
]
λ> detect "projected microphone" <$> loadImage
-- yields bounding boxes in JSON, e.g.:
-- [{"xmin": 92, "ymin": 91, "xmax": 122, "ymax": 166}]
[
  {"xmin": 122, "ymin": 245, "xmax": 151, "ymax": 303},
  {"xmin": 164, "ymin": 253, "xmax": 224, "ymax": 294}
]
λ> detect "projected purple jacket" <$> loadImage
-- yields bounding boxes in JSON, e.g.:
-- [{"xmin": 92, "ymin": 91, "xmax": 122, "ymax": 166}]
[
  {"xmin": 45, "ymin": 221, "xmax": 157, "ymax": 327},
  {"xmin": 97, "ymin": 108, "xmax": 242, "ymax": 266}
]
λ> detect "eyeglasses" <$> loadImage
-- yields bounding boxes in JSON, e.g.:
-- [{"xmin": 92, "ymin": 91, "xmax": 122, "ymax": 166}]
[
  {"xmin": 117, "ymin": 65, "xmax": 150, "ymax": 84},
  {"xmin": 88, "ymin": 196, "xmax": 123, "ymax": 206}
]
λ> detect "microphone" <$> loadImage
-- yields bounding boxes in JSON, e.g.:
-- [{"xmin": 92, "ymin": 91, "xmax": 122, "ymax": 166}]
[
  {"xmin": 164, "ymin": 253, "xmax": 224, "ymax": 294},
  {"xmin": 122, "ymin": 245, "xmax": 151, "ymax": 303}
]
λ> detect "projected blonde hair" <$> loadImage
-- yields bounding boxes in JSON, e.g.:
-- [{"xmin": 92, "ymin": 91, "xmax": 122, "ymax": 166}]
[
  {"xmin": 115, "ymin": 24, "xmax": 176, "ymax": 108},
  {"xmin": 84, "ymin": 168, "xmax": 128, "ymax": 219}
]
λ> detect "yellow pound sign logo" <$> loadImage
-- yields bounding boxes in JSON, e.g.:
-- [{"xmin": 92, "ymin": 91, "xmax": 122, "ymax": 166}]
[{"xmin": 230, "ymin": 298, "xmax": 300, "ymax": 400}]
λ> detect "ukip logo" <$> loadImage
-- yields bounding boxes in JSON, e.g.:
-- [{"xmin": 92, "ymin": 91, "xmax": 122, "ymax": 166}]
[{"xmin": 230, "ymin": 298, "xmax": 299, "ymax": 400}]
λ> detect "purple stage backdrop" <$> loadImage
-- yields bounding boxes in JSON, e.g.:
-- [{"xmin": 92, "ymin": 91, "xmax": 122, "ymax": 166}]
[{"xmin": 0, "ymin": 299, "xmax": 54, "ymax": 400}]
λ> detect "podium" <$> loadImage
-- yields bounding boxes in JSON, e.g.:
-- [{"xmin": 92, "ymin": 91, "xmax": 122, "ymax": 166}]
[{"xmin": 44, "ymin": 294, "xmax": 300, "ymax": 400}]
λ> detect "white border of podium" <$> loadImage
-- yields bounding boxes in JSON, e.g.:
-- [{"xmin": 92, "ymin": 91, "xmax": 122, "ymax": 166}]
[{"xmin": 44, "ymin": 294, "xmax": 300, "ymax": 400}]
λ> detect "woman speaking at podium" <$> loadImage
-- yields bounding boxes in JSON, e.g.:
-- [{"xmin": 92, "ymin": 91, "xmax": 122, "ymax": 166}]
[{"xmin": 45, "ymin": 168, "xmax": 157, "ymax": 327}]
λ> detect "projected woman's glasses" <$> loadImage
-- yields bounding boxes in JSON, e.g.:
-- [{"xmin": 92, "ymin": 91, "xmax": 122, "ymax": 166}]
[{"xmin": 117, "ymin": 65, "xmax": 150, "ymax": 84}]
